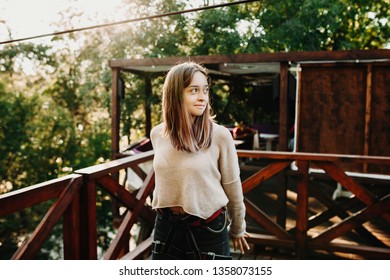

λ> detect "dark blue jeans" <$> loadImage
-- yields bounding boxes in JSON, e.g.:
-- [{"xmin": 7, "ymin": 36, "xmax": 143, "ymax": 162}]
[{"xmin": 152, "ymin": 209, "xmax": 231, "ymax": 260}]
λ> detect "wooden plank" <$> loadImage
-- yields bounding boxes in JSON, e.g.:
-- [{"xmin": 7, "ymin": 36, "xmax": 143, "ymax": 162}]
[
  {"xmin": 242, "ymin": 161, "xmax": 292, "ymax": 193},
  {"xmin": 63, "ymin": 190, "xmax": 81, "ymax": 260},
  {"xmin": 97, "ymin": 175, "xmax": 155, "ymax": 223},
  {"xmin": 368, "ymin": 65, "xmax": 390, "ymax": 173},
  {"xmin": 245, "ymin": 198, "xmax": 292, "ymax": 239},
  {"xmin": 288, "ymin": 196, "xmax": 362, "ymax": 235},
  {"xmin": 144, "ymin": 76, "xmax": 152, "ymax": 138},
  {"xmin": 129, "ymin": 165, "xmax": 147, "ymax": 181},
  {"xmin": 276, "ymin": 171, "xmax": 288, "ymax": 228},
  {"xmin": 120, "ymin": 236, "xmax": 153, "ymax": 260},
  {"xmin": 103, "ymin": 170, "xmax": 155, "ymax": 260},
  {"xmin": 315, "ymin": 161, "xmax": 390, "ymax": 223},
  {"xmin": 0, "ymin": 174, "xmax": 77, "ymax": 217},
  {"xmin": 363, "ymin": 64, "xmax": 372, "ymax": 162},
  {"xmin": 308, "ymin": 241, "xmax": 390, "ymax": 259},
  {"xmin": 248, "ymin": 232, "xmax": 295, "ymax": 248},
  {"xmin": 313, "ymin": 194, "xmax": 390, "ymax": 243},
  {"xmin": 295, "ymin": 160, "xmax": 309, "ymax": 259},
  {"xmin": 278, "ymin": 62, "xmax": 289, "ymax": 151},
  {"xmin": 308, "ymin": 181, "xmax": 387, "ymax": 247},
  {"xmin": 75, "ymin": 150, "xmax": 154, "ymax": 179},
  {"xmin": 109, "ymin": 50, "xmax": 390, "ymax": 68},
  {"xmin": 299, "ymin": 65, "xmax": 366, "ymax": 171},
  {"xmin": 295, "ymin": 64, "xmax": 302, "ymax": 152},
  {"xmin": 11, "ymin": 177, "xmax": 82, "ymax": 259},
  {"xmin": 111, "ymin": 67, "xmax": 120, "ymax": 160},
  {"xmin": 236, "ymin": 150, "xmax": 390, "ymax": 165},
  {"xmin": 79, "ymin": 179, "xmax": 98, "ymax": 259}
]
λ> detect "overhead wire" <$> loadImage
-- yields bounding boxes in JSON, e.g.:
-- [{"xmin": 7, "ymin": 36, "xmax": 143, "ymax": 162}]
[{"xmin": 0, "ymin": 0, "xmax": 259, "ymax": 45}]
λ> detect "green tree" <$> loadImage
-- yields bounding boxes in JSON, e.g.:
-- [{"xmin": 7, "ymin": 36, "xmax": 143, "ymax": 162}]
[{"xmin": 248, "ymin": 0, "xmax": 390, "ymax": 51}]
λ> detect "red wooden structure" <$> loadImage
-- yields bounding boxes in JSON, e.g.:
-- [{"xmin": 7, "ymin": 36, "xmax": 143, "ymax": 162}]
[
  {"xmin": 109, "ymin": 49, "xmax": 390, "ymax": 159},
  {"xmin": 1, "ymin": 150, "xmax": 389, "ymax": 259}
]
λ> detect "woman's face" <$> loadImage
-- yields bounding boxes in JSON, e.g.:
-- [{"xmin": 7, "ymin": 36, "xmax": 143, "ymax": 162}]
[{"xmin": 183, "ymin": 71, "xmax": 209, "ymax": 119}]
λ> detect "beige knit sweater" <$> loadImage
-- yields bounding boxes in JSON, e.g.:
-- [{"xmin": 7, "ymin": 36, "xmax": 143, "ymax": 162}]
[{"xmin": 151, "ymin": 122, "xmax": 246, "ymax": 238}]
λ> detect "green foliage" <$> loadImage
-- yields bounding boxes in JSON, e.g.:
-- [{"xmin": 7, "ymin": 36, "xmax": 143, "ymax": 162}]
[
  {"xmin": 0, "ymin": 43, "xmax": 56, "ymax": 73},
  {"xmin": 252, "ymin": 0, "xmax": 390, "ymax": 51},
  {"xmin": 191, "ymin": 5, "xmax": 244, "ymax": 55}
]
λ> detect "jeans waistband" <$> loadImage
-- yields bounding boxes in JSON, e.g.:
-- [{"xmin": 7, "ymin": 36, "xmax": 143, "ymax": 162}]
[{"xmin": 157, "ymin": 207, "xmax": 223, "ymax": 227}]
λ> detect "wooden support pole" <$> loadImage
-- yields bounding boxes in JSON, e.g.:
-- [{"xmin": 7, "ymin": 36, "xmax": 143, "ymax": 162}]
[
  {"xmin": 363, "ymin": 64, "xmax": 372, "ymax": 172},
  {"xmin": 63, "ymin": 190, "xmax": 81, "ymax": 259},
  {"xmin": 144, "ymin": 75, "xmax": 152, "ymax": 138},
  {"xmin": 277, "ymin": 62, "xmax": 289, "ymax": 236},
  {"xmin": 295, "ymin": 160, "xmax": 309, "ymax": 259},
  {"xmin": 111, "ymin": 68, "xmax": 120, "ymax": 160},
  {"xmin": 79, "ymin": 179, "xmax": 98, "ymax": 259},
  {"xmin": 279, "ymin": 62, "xmax": 289, "ymax": 151}
]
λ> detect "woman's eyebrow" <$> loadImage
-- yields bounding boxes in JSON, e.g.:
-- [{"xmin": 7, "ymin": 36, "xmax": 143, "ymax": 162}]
[{"xmin": 188, "ymin": 84, "xmax": 208, "ymax": 87}]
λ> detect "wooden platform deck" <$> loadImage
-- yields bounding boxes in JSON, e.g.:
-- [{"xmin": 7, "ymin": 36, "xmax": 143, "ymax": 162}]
[
  {"xmin": 3, "ymin": 150, "xmax": 389, "ymax": 260},
  {"xmin": 134, "ymin": 160, "xmax": 390, "ymax": 261},
  {"xmin": 237, "ymin": 160, "xmax": 390, "ymax": 260}
]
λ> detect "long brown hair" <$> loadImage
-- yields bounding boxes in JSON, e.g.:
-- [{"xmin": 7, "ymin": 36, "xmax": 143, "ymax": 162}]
[{"xmin": 162, "ymin": 61, "xmax": 214, "ymax": 153}]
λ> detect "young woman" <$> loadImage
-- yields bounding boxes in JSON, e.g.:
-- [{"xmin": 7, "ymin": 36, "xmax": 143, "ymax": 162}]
[{"xmin": 150, "ymin": 61, "xmax": 249, "ymax": 260}]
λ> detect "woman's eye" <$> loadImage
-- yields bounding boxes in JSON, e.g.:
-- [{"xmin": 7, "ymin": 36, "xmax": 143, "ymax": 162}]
[
  {"xmin": 189, "ymin": 88, "xmax": 199, "ymax": 94},
  {"xmin": 188, "ymin": 86, "xmax": 209, "ymax": 94}
]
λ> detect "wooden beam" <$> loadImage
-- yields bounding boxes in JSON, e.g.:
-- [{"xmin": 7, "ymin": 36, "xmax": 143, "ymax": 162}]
[
  {"xmin": 245, "ymin": 198, "xmax": 292, "ymax": 239},
  {"xmin": 295, "ymin": 64, "xmax": 302, "ymax": 152},
  {"xmin": 308, "ymin": 181, "xmax": 387, "ymax": 247},
  {"xmin": 278, "ymin": 62, "xmax": 289, "ymax": 151},
  {"xmin": 96, "ymin": 175, "xmax": 155, "ymax": 223},
  {"xmin": 315, "ymin": 161, "xmax": 390, "ymax": 223},
  {"xmin": 308, "ymin": 241, "xmax": 390, "ymax": 259},
  {"xmin": 111, "ymin": 67, "xmax": 120, "ymax": 160},
  {"xmin": 363, "ymin": 64, "xmax": 372, "ymax": 171},
  {"xmin": 312, "ymin": 194, "xmax": 390, "ymax": 243},
  {"xmin": 144, "ymin": 75, "xmax": 152, "ymax": 138},
  {"xmin": 0, "ymin": 175, "xmax": 78, "ymax": 217},
  {"xmin": 11, "ymin": 177, "xmax": 82, "ymax": 259},
  {"xmin": 248, "ymin": 232, "xmax": 295, "ymax": 248},
  {"xmin": 75, "ymin": 150, "xmax": 154, "ymax": 179},
  {"xmin": 79, "ymin": 179, "xmax": 98, "ymax": 259},
  {"xmin": 63, "ymin": 189, "xmax": 81, "ymax": 259},
  {"xmin": 129, "ymin": 165, "xmax": 147, "ymax": 181},
  {"xmin": 120, "ymin": 236, "xmax": 153, "ymax": 260},
  {"xmin": 242, "ymin": 161, "xmax": 292, "ymax": 193},
  {"xmin": 103, "ymin": 170, "xmax": 155, "ymax": 260},
  {"xmin": 236, "ymin": 150, "xmax": 390, "ymax": 165},
  {"xmin": 295, "ymin": 160, "xmax": 309, "ymax": 259},
  {"xmin": 109, "ymin": 50, "xmax": 390, "ymax": 69}
]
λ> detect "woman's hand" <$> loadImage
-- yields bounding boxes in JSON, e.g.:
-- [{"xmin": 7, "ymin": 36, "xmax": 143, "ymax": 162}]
[{"xmin": 231, "ymin": 233, "xmax": 251, "ymax": 254}]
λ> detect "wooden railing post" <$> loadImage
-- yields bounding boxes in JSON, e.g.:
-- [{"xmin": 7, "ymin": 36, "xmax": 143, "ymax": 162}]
[
  {"xmin": 63, "ymin": 190, "xmax": 81, "ymax": 259},
  {"xmin": 295, "ymin": 160, "xmax": 309, "ymax": 259},
  {"xmin": 276, "ymin": 167, "xmax": 289, "ymax": 229},
  {"xmin": 79, "ymin": 178, "xmax": 98, "ymax": 259}
]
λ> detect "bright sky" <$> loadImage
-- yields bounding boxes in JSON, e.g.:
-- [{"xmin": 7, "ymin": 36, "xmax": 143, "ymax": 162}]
[{"xmin": 0, "ymin": 0, "xmax": 126, "ymax": 43}]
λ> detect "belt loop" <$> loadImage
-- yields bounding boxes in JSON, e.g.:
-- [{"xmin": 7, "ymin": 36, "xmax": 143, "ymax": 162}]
[{"xmin": 152, "ymin": 240, "xmax": 165, "ymax": 254}]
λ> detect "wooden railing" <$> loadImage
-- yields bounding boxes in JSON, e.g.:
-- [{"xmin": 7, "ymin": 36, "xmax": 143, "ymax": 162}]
[{"xmin": 0, "ymin": 150, "xmax": 389, "ymax": 259}]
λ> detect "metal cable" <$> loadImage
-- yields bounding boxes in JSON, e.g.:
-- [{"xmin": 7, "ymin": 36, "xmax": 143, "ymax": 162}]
[{"xmin": 0, "ymin": 0, "xmax": 259, "ymax": 45}]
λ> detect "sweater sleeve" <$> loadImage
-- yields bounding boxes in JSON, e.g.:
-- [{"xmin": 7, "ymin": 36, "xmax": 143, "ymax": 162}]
[{"xmin": 217, "ymin": 126, "xmax": 246, "ymax": 238}]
